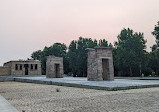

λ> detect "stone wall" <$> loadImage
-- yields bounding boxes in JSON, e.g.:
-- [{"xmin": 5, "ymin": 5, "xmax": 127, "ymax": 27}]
[
  {"xmin": 46, "ymin": 56, "xmax": 63, "ymax": 78},
  {"xmin": 0, "ymin": 66, "xmax": 10, "ymax": 76},
  {"xmin": 87, "ymin": 47, "xmax": 114, "ymax": 81}
]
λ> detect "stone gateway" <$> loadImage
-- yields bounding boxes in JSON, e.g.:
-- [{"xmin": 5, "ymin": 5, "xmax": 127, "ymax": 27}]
[
  {"xmin": 87, "ymin": 47, "xmax": 114, "ymax": 81},
  {"xmin": 46, "ymin": 56, "xmax": 63, "ymax": 78}
]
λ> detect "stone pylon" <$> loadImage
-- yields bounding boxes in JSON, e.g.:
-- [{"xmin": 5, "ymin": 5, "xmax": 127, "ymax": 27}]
[
  {"xmin": 46, "ymin": 55, "xmax": 63, "ymax": 78},
  {"xmin": 87, "ymin": 47, "xmax": 114, "ymax": 81}
]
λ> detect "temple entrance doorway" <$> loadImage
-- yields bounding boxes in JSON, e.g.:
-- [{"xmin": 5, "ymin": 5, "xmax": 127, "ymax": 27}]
[
  {"xmin": 102, "ymin": 59, "xmax": 109, "ymax": 80},
  {"xmin": 55, "ymin": 64, "xmax": 60, "ymax": 78}
]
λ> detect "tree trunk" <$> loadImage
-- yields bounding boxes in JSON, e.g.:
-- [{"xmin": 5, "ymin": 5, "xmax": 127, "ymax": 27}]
[
  {"xmin": 130, "ymin": 66, "xmax": 133, "ymax": 77},
  {"xmin": 139, "ymin": 63, "xmax": 141, "ymax": 77},
  {"xmin": 156, "ymin": 70, "xmax": 158, "ymax": 76}
]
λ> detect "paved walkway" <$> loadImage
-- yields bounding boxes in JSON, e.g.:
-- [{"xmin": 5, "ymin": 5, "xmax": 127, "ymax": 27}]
[
  {"xmin": 0, "ymin": 94, "xmax": 18, "ymax": 112},
  {"xmin": 13, "ymin": 76, "xmax": 159, "ymax": 90}
]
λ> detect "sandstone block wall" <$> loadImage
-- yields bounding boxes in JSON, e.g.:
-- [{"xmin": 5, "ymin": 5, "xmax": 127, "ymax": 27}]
[
  {"xmin": 0, "ymin": 66, "xmax": 10, "ymax": 76},
  {"xmin": 87, "ymin": 49, "xmax": 101, "ymax": 81}
]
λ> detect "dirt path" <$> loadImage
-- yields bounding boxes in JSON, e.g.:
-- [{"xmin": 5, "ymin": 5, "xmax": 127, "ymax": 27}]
[{"xmin": 0, "ymin": 82, "xmax": 159, "ymax": 112}]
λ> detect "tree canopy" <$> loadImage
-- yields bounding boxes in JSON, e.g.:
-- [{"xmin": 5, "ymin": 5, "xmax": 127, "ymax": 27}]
[{"xmin": 114, "ymin": 28, "xmax": 147, "ymax": 76}]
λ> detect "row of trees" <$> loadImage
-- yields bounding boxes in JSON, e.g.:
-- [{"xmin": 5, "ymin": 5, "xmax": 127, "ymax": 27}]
[{"xmin": 31, "ymin": 21, "xmax": 159, "ymax": 77}]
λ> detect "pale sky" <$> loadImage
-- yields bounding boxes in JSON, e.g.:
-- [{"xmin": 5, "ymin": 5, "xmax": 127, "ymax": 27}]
[{"xmin": 0, "ymin": 0, "xmax": 159, "ymax": 66}]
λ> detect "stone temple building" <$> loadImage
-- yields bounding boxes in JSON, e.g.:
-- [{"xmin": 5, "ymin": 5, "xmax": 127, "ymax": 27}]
[
  {"xmin": 87, "ymin": 47, "xmax": 114, "ymax": 81},
  {"xmin": 46, "ymin": 56, "xmax": 63, "ymax": 78},
  {"xmin": 0, "ymin": 60, "xmax": 41, "ymax": 76}
]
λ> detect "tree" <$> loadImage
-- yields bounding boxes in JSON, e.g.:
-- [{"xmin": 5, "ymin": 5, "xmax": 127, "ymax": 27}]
[
  {"xmin": 114, "ymin": 28, "xmax": 147, "ymax": 76},
  {"xmin": 68, "ymin": 37, "xmax": 97, "ymax": 77},
  {"xmin": 149, "ymin": 47, "xmax": 159, "ymax": 75},
  {"xmin": 31, "ymin": 50, "xmax": 42, "ymax": 60},
  {"xmin": 152, "ymin": 21, "xmax": 159, "ymax": 47},
  {"xmin": 67, "ymin": 40, "xmax": 78, "ymax": 76},
  {"xmin": 98, "ymin": 39, "xmax": 108, "ymax": 47},
  {"xmin": 149, "ymin": 21, "xmax": 159, "ymax": 75}
]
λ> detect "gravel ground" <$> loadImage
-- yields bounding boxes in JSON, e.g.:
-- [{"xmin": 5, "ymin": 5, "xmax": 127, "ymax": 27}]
[{"xmin": 0, "ymin": 82, "xmax": 159, "ymax": 112}]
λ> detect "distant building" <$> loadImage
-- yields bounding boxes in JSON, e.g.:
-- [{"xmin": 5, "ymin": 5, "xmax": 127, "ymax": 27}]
[{"xmin": 0, "ymin": 60, "xmax": 41, "ymax": 76}]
